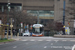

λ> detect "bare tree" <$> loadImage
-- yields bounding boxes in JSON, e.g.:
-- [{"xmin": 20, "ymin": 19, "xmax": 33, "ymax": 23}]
[{"xmin": 9, "ymin": 9, "xmax": 37, "ymax": 29}]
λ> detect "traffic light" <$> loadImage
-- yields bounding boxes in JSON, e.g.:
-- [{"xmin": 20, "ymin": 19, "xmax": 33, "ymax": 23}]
[{"xmin": 68, "ymin": 22, "xmax": 70, "ymax": 26}]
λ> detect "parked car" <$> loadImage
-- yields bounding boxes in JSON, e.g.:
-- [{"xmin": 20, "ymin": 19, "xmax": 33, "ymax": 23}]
[{"xmin": 23, "ymin": 32, "xmax": 30, "ymax": 36}]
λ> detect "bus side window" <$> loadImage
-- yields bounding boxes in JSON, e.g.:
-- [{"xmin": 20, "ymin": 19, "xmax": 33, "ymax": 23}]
[
  {"xmin": 32, "ymin": 27, "xmax": 35, "ymax": 33},
  {"xmin": 40, "ymin": 27, "xmax": 43, "ymax": 33}
]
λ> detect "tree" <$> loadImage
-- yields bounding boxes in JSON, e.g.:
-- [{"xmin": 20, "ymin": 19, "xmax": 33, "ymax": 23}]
[
  {"xmin": 46, "ymin": 21, "xmax": 64, "ymax": 31},
  {"xmin": 9, "ymin": 9, "xmax": 37, "ymax": 29},
  {"xmin": 55, "ymin": 22, "xmax": 64, "ymax": 31}
]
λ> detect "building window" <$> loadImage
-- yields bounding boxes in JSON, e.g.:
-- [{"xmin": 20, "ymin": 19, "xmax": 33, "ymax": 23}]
[{"xmin": 27, "ymin": 10, "xmax": 54, "ymax": 17}]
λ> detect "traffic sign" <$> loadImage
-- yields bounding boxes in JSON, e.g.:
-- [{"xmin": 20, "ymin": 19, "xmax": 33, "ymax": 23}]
[
  {"xmin": 10, "ymin": 25, "xmax": 13, "ymax": 27},
  {"xmin": 21, "ymin": 22, "xmax": 23, "ymax": 27}
]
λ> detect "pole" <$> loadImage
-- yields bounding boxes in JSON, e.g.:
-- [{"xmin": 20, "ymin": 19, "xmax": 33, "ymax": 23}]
[
  {"xmin": 7, "ymin": 26, "xmax": 8, "ymax": 39},
  {"xmin": 37, "ymin": 11, "xmax": 39, "ymax": 24},
  {"xmin": 7, "ymin": 0, "xmax": 10, "ymax": 39},
  {"xmin": 1, "ymin": 26, "xmax": 3, "ymax": 40},
  {"xmin": 17, "ymin": 33, "xmax": 19, "ymax": 38},
  {"xmin": 63, "ymin": 0, "xmax": 65, "ymax": 35},
  {"xmin": 7, "ymin": 4, "xmax": 9, "ymax": 39},
  {"xmin": 11, "ymin": 18, "xmax": 13, "ymax": 39}
]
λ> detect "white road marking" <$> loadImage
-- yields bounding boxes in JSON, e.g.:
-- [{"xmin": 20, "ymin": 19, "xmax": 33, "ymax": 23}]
[
  {"xmin": 30, "ymin": 40, "xmax": 35, "ymax": 41},
  {"xmin": 22, "ymin": 40, "xmax": 27, "ymax": 41},
  {"xmin": 44, "ymin": 46, "xmax": 47, "ymax": 48},
  {"xmin": 54, "ymin": 40, "xmax": 58, "ymax": 42},
  {"xmin": 13, "ymin": 46, "xmax": 17, "ymax": 48},
  {"xmin": 46, "ymin": 40, "xmax": 51, "ymax": 41},
  {"xmin": 64, "ymin": 46, "xmax": 72, "ymax": 49},
  {"xmin": 70, "ymin": 40, "xmax": 75, "ymax": 42},
  {"xmin": 62, "ymin": 40, "xmax": 67, "ymax": 41},
  {"xmin": 38, "ymin": 40, "xmax": 43, "ymax": 41},
  {"xmin": 51, "ymin": 46, "xmax": 63, "ymax": 48},
  {"xmin": 72, "ymin": 45, "xmax": 75, "ymax": 50},
  {"xmin": 49, "ymin": 37, "xmax": 53, "ymax": 38}
]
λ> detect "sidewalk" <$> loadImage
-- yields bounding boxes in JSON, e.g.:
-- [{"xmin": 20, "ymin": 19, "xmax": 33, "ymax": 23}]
[
  {"xmin": 54, "ymin": 34, "xmax": 75, "ymax": 38},
  {"xmin": 12, "ymin": 37, "xmax": 21, "ymax": 41}
]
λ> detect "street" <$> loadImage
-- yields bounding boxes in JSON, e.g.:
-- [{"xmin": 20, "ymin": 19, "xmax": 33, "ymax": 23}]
[{"xmin": 0, "ymin": 36, "xmax": 75, "ymax": 50}]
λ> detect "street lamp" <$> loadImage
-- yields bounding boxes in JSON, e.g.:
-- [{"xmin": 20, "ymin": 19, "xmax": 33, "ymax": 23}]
[
  {"xmin": 7, "ymin": 3, "xmax": 10, "ymax": 23},
  {"xmin": 7, "ymin": 2, "xmax": 10, "ymax": 39}
]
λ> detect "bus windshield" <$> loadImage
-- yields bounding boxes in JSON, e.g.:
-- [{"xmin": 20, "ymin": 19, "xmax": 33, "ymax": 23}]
[
  {"xmin": 32, "ymin": 27, "xmax": 43, "ymax": 33},
  {"xmin": 35, "ymin": 28, "xmax": 40, "ymax": 33}
]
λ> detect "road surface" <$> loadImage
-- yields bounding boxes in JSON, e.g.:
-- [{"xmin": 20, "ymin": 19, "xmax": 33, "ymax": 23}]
[{"xmin": 0, "ymin": 36, "xmax": 75, "ymax": 50}]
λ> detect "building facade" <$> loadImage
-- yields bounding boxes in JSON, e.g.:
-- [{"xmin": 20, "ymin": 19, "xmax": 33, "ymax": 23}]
[
  {"xmin": 0, "ymin": 0, "xmax": 54, "ymax": 23},
  {"xmin": 54, "ymin": 0, "xmax": 74, "ymax": 34},
  {"xmin": 0, "ymin": 0, "xmax": 74, "ymax": 34}
]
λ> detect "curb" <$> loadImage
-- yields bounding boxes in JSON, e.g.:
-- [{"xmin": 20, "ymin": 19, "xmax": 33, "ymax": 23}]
[{"xmin": 54, "ymin": 35, "xmax": 75, "ymax": 38}]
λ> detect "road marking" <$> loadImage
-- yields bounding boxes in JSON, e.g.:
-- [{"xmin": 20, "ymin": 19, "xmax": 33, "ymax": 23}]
[
  {"xmin": 44, "ymin": 46, "xmax": 47, "ymax": 48},
  {"xmin": 64, "ymin": 46, "xmax": 72, "ymax": 49},
  {"xmin": 72, "ymin": 45, "xmax": 75, "ymax": 50},
  {"xmin": 70, "ymin": 40, "xmax": 75, "ymax": 42},
  {"xmin": 62, "ymin": 40, "xmax": 67, "ymax": 41},
  {"xmin": 54, "ymin": 40, "xmax": 58, "ymax": 42},
  {"xmin": 51, "ymin": 46, "xmax": 63, "ymax": 48},
  {"xmin": 22, "ymin": 40, "xmax": 27, "ymax": 41},
  {"xmin": 13, "ymin": 46, "xmax": 17, "ymax": 48},
  {"xmin": 38, "ymin": 40, "xmax": 43, "ymax": 41},
  {"xmin": 30, "ymin": 40, "xmax": 35, "ymax": 41},
  {"xmin": 46, "ymin": 40, "xmax": 51, "ymax": 41}
]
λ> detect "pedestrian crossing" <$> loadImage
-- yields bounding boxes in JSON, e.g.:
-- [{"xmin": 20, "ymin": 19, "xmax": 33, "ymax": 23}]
[{"xmin": 20, "ymin": 39, "xmax": 75, "ymax": 42}]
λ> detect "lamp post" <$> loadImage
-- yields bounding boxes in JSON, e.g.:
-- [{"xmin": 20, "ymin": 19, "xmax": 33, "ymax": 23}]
[
  {"xmin": 10, "ymin": 18, "xmax": 13, "ymax": 39},
  {"xmin": 63, "ymin": 0, "xmax": 66, "ymax": 35},
  {"xmin": 7, "ymin": 2, "xmax": 10, "ymax": 39},
  {"xmin": 7, "ymin": 3, "xmax": 10, "ymax": 20}
]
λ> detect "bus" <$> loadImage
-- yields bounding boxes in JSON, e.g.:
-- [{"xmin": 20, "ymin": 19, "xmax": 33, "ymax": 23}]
[{"xmin": 32, "ymin": 24, "xmax": 44, "ymax": 36}]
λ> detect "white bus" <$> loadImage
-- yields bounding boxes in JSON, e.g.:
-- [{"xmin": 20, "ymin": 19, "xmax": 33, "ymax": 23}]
[{"xmin": 32, "ymin": 24, "xmax": 44, "ymax": 36}]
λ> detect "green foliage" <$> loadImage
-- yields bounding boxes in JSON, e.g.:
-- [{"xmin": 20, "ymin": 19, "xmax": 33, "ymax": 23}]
[{"xmin": 0, "ymin": 39, "xmax": 14, "ymax": 42}]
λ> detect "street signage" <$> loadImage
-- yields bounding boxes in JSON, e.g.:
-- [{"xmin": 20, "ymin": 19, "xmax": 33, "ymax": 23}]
[
  {"xmin": 21, "ymin": 22, "xmax": 23, "ymax": 27},
  {"xmin": 10, "ymin": 25, "xmax": 13, "ymax": 27},
  {"xmin": 65, "ymin": 27, "xmax": 70, "ymax": 35}
]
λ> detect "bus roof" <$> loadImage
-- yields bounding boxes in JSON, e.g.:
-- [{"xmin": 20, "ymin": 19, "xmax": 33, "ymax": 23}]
[{"xmin": 33, "ymin": 24, "xmax": 44, "ymax": 27}]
